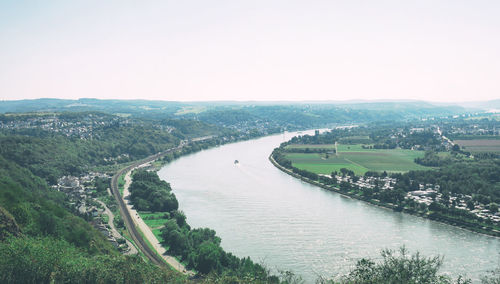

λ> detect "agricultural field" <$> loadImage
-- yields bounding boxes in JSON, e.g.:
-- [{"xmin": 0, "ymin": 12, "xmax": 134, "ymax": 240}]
[
  {"xmin": 454, "ymin": 139, "xmax": 500, "ymax": 153},
  {"xmin": 285, "ymin": 144, "xmax": 336, "ymax": 149},
  {"xmin": 285, "ymin": 144, "xmax": 429, "ymax": 175}
]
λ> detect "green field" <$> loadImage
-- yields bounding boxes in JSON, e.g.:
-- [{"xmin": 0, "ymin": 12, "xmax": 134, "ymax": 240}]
[
  {"xmin": 286, "ymin": 144, "xmax": 429, "ymax": 175},
  {"xmin": 153, "ymin": 229, "xmax": 165, "ymax": 244},
  {"xmin": 286, "ymin": 144, "xmax": 336, "ymax": 149},
  {"xmin": 140, "ymin": 212, "xmax": 169, "ymax": 229}
]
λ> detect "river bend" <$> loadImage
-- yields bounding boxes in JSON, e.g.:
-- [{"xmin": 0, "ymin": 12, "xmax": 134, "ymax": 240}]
[{"xmin": 158, "ymin": 131, "xmax": 499, "ymax": 283}]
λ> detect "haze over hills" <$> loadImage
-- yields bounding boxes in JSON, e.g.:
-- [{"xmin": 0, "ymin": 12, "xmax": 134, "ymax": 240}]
[
  {"xmin": 0, "ymin": 98, "xmax": 476, "ymax": 132},
  {"xmin": 0, "ymin": 97, "xmax": 476, "ymax": 116},
  {"xmin": 0, "ymin": 98, "xmax": 488, "ymax": 113},
  {"xmin": 3, "ymin": 98, "xmax": 497, "ymax": 114}
]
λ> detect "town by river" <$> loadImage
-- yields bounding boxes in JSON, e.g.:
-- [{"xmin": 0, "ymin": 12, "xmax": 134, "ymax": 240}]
[{"xmin": 158, "ymin": 130, "xmax": 499, "ymax": 283}]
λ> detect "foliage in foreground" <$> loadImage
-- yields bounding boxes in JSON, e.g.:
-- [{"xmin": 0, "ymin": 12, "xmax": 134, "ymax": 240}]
[
  {"xmin": 0, "ymin": 155, "xmax": 115, "ymax": 254},
  {"xmin": 317, "ymin": 247, "xmax": 471, "ymax": 284},
  {"xmin": 0, "ymin": 236, "xmax": 184, "ymax": 284},
  {"xmin": 481, "ymin": 267, "xmax": 500, "ymax": 284}
]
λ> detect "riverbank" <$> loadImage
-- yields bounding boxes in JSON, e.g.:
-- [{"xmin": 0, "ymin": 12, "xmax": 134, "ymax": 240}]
[
  {"xmin": 269, "ymin": 154, "xmax": 500, "ymax": 238},
  {"xmin": 110, "ymin": 142, "xmax": 191, "ymax": 268},
  {"xmin": 121, "ymin": 166, "xmax": 192, "ymax": 274}
]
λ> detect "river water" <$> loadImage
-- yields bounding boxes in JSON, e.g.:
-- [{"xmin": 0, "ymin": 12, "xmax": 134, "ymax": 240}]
[{"xmin": 158, "ymin": 131, "xmax": 499, "ymax": 283}]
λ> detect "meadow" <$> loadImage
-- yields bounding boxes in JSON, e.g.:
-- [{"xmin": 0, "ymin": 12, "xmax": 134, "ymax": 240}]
[
  {"xmin": 286, "ymin": 144, "xmax": 429, "ymax": 175},
  {"xmin": 141, "ymin": 212, "xmax": 169, "ymax": 228},
  {"xmin": 140, "ymin": 212, "xmax": 168, "ymax": 244},
  {"xmin": 285, "ymin": 144, "xmax": 337, "ymax": 149}
]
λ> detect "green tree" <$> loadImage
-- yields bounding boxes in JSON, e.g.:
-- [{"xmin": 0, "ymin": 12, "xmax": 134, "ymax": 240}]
[
  {"xmin": 336, "ymin": 247, "xmax": 470, "ymax": 284},
  {"xmin": 194, "ymin": 241, "xmax": 223, "ymax": 274}
]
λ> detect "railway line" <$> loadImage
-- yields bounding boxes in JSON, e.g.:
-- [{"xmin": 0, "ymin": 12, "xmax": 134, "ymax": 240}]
[{"xmin": 110, "ymin": 145, "xmax": 182, "ymax": 267}]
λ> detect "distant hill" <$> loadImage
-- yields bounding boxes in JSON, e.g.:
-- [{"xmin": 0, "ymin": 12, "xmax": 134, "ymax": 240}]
[
  {"xmin": 0, "ymin": 98, "xmax": 472, "ymax": 129},
  {"xmin": 0, "ymin": 98, "xmax": 184, "ymax": 117}
]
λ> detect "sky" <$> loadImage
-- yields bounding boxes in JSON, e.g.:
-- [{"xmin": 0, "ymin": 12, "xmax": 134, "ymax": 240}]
[{"xmin": 0, "ymin": 1, "xmax": 499, "ymax": 102}]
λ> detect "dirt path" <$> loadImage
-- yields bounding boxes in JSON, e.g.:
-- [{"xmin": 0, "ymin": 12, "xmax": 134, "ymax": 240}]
[
  {"xmin": 96, "ymin": 199, "xmax": 138, "ymax": 255},
  {"xmin": 122, "ymin": 167, "xmax": 192, "ymax": 274}
]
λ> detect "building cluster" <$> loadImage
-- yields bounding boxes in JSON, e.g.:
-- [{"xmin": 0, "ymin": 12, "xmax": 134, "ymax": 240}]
[
  {"xmin": 353, "ymin": 175, "xmax": 500, "ymax": 223},
  {"xmin": 216, "ymin": 119, "xmax": 281, "ymax": 136},
  {"xmin": 406, "ymin": 185, "xmax": 440, "ymax": 206},
  {"xmin": 334, "ymin": 175, "xmax": 396, "ymax": 191},
  {"xmin": 441, "ymin": 120, "xmax": 499, "ymax": 137},
  {"xmin": 321, "ymin": 172, "xmax": 499, "ymax": 224},
  {"xmin": 0, "ymin": 113, "xmax": 127, "ymax": 139},
  {"xmin": 54, "ymin": 173, "xmax": 131, "ymax": 252},
  {"xmin": 55, "ymin": 173, "xmax": 108, "ymax": 217}
]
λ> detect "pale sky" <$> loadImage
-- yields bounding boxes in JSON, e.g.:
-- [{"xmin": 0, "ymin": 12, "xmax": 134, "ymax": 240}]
[{"xmin": 1, "ymin": 1, "xmax": 499, "ymax": 102}]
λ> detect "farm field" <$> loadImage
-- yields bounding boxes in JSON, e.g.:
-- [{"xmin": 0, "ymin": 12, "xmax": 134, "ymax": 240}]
[
  {"xmin": 454, "ymin": 139, "xmax": 500, "ymax": 153},
  {"xmin": 285, "ymin": 144, "xmax": 429, "ymax": 175},
  {"xmin": 286, "ymin": 144, "xmax": 336, "ymax": 149}
]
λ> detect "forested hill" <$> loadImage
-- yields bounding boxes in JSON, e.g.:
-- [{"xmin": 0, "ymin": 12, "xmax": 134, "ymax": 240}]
[
  {"xmin": 0, "ymin": 112, "xmax": 222, "ymax": 184},
  {"xmin": 0, "ymin": 111, "xmax": 304, "ymax": 282},
  {"xmin": 0, "ymin": 112, "xmax": 226, "ymax": 283},
  {"xmin": 0, "ymin": 147, "xmax": 185, "ymax": 283}
]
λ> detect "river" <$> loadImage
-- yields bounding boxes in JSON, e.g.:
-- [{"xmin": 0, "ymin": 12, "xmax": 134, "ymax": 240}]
[{"xmin": 158, "ymin": 131, "xmax": 499, "ymax": 283}]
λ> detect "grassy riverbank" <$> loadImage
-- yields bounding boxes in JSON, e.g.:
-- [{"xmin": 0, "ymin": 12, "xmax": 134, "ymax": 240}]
[{"xmin": 285, "ymin": 143, "xmax": 429, "ymax": 175}]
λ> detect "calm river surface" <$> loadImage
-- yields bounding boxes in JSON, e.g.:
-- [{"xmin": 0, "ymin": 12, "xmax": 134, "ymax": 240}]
[{"xmin": 158, "ymin": 131, "xmax": 499, "ymax": 283}]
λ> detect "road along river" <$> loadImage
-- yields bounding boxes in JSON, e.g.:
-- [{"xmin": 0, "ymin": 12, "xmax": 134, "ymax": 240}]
[{"xmin": 158, "ymin": 131, "xmax": 499, "ymax": 283}]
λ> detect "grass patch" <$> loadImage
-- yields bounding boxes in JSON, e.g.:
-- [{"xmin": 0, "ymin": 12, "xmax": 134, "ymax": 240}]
[
  {"xmin": 153, "ymin": 229, "xmax": 166, "ymax": 244},
  {"xmin": 344, "ymin": 150, "xmax": 427, "ymax": 172},
  {"xmin": 286, "ymin": 144, "xmax": 429, "ymax": 175},
  {"xmin": 336, "ymin": 144, "xmax": 373, "ymax": 152},
  {"xmin": 144, "ymin": 219, "xmax": 168, "ymax": 228},
  {"xmin": 139, "ymin": 211, "xmax": 169, "ymax": 229},
  {"xmin": 293, "ymin": 162, "xmax": 368, "ymax": 175},
  {"xmin": 286, "ymin": 144, "xmax": 336, "ymax": 149},
  {"xmin": 140, "ymin": 211, "xmax": 169, "ymax": 219}
]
